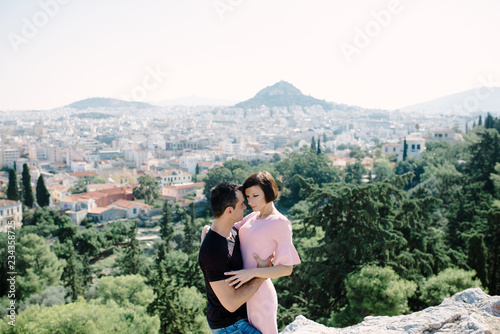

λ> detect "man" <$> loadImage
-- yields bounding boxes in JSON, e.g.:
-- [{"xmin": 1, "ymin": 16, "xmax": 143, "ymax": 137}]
[{"xmin": 199, "ymin": 182, "xmax": 267, "ymax": 334}]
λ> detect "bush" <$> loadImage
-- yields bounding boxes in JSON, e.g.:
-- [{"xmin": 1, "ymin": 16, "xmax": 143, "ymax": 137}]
[
  {"xmin": 419, "ymin": 268, "xmax": 482, "ymax": 307},
  {"xmin": 334, "ymin": 265, "xmax": 417, "ymax": 326}
]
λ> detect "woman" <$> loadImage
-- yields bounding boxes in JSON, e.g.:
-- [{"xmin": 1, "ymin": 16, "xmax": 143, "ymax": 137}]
[{"xmin": 225, "ymin": 171, "xmax": 301, "ymax": 334}]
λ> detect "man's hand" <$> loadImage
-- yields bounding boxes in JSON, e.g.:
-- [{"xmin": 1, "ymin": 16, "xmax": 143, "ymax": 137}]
[{"xmin": 224, "ymin": 253, "xmax": 274, "ymax": 289}]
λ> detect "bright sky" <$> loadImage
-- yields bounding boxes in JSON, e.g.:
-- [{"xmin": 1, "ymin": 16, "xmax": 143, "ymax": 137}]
[{"xmin": 1, "ymin": 0, "xmax": 499, "ymax": 111}]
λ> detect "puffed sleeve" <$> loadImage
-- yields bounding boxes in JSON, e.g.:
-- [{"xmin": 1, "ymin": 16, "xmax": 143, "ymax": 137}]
[
  {"xmin": 234, "ymin": 212, "xmax": 258, "ymax": 230},
  {"xmin": 272, "ymin": 218, "xmax": 301, "ymax": 266}
]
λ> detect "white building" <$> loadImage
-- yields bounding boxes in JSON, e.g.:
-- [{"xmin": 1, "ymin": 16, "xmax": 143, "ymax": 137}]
[
  {"xmin": 397, "ymin": 137, "xmax": 426, "ymax": 162},
  {"xmin": 0, "ymin": 200, "xmax": 23, "ymax": 233}
]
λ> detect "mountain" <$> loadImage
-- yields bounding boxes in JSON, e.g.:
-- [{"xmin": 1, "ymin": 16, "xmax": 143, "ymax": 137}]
[
  {"xmin": 67, "ymin": 98, "xmax": 155, "ymax": 110},
  {"xmin": 399, "ymin": 87, "xmax": 500, "ymax": 115},
  {"xmin": 235, "ymin": 81, "xmax": 333, "ymax": 110},
  {"xmin": 282, "ymin": 288, "xmax": 500, "ymax": 334},
  {"xmin": 153, "ymin": 96, "xmax": 237, "ymax": 107}
]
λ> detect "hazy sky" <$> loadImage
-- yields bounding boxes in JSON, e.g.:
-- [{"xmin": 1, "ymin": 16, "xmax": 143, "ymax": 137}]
[{"xmin": 1, "ymin": 0, "xmax": 499, "ymax": 110}]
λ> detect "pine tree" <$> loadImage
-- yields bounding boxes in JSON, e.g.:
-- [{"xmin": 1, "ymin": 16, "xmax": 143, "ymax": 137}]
[
  {"xmin": 160, "ymin": 201, "xmax": 174, "ymax": 250},
  {"xmin": 119, "ymin": 223, "xmax": 141, "ymax": 275},
  {"xmin": 478, "ymin": 115, "xmax": 483, "ymax": 126},
  {"xmin": 467, "ymin": 234, "xmax": 488, "ymax": 288},
  {"xmin": 21, "ymin": 164, "xmax": 34, "ymax": 208},
  {"xmin": 195, "ymin": 164, "xmax": 200, "ymax": 182},
  {"xmin": 402, "ymin": 138, "xmax": 408, "ymax": 161},
  {"xmin": 183, "ymin": 202, "xmax": 197, "ymax": 254},
  {"xmin": 485, "ymin": 112, "xmax": 494, "ymax": 129},
  {"xmin": 311, "ymin": 136, "xmax": 316, "ymax": 151},
  {"xmin": 317, "ymin": 138, "xmax": 321, "ymax": 155},
  {"xmin": 36, "ymin": 174, "xmax": 51, "ymax": 207},
  {"xmin": 6, "ymin": 169, "xmax": 19, "ymax": 201}
]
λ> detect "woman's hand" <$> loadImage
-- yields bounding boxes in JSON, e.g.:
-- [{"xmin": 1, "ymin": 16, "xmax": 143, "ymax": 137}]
[
  {"xmin": 201, "ymin": 225, "xmax": 210, "ymax": 243},
  {"xmin": 224, "ymin": 268, "xmax": 257, "ymax": 290},
  {"xmin": 224, "ymin": 254, "xmax": 274, "ymax": 289}
]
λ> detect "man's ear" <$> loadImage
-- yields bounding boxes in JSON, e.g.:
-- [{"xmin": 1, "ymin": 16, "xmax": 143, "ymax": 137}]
[{"xmin": 224, "ymin": 206, "xmax": 233, "ymax": 216}]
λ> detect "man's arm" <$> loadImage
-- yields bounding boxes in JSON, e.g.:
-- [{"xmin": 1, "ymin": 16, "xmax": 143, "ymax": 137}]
[
  {"xmin": 209, "ymin": 277, "xmax": 265, "ymax": 313},
  {"xmin": 209, "ymin": 254, "xmax": 273, "ymax": 313}
]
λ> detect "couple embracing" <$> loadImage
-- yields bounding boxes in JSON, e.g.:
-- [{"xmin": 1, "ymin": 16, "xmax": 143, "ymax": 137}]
[{"xmin": 199, "ymin": 171, "xmax": 301, "ymax": 334}]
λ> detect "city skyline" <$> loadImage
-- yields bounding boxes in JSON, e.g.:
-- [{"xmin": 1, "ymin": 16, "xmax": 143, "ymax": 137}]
[{"xmin": 1, "ymin": 0, "xmax": 500, "ymax": 111}]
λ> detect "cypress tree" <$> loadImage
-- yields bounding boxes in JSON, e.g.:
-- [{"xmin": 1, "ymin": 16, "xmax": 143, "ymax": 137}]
[
  {"xmin": 21, "ymin": 164, "xmax": 34, "ymax": 208},
  {"xmin": 478, "ymin": 115, "xmax": 482, "ymax": 126},
  {"xmin": 317, "ymin": 138, "xmax": 322, "ymax": 155},
  {"xmin": 402, "ymin": 138, "xmax": 408, "ymax": 161},
  {"xmin": 467, "ymin": 234, "xmax": 488, "ymax": 288},
  {"xmin": 160, "ymin": 200, "xmax": 174, "ymax": 250},
  {"xmin": 311, "ymin": 136, "xmax": 316, "ymax": 151},
  {"xmin": 485, "ymin": 113, "xmax": 494, "ymax": 129},
  {"xmin": 6, "ymin": 169, "xmax": 19, "ymax": 201},
  {"xmin": 36, "ymin": 174, "xmax": 51, "ymax": 207}
]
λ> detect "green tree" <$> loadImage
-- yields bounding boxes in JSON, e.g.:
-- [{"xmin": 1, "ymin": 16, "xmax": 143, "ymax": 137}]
[
  {"xmin": 96, "ymin": 274, "xmax": 154, "ymax": 308},
  {"xmin": 373, "ymin": 159, "xmax": 395, "ymax": 182},
  {"xmin": 277, "ymin": 147, "xmax": 341, "ymax": 205},
  {"xmin": 317, "ymin": 138, "xmax": 321, "ymax": 155},
  {"xmin": 203, "ymin": 167, "xmax": 234, "ymax": 201},
  {"xmin": 335, "ymin": 265, "xmax": 417, "ymax": 326},
  {"xmin": 311, "ymin": 136, "xmax": 316, "ymax": 151},
  {"xmin": 21, "ymin": 164, "xmax": 34, "ymax": 208},
  {"xmin": 467, "ymin": 234, "xmax": 488, "ymax": 288},
  {"xmin": 16, "ymin": 233, "xmax": 64, "ymax": 300},
  {"xmin": 133, "ymin": 175, "xmax": 160, "ymax": 205},
  {"xmin": 148, "ymin": 244, "xmax": 209, "ymax": 334},
  {"xmin": 6, "ymin": 169, "xmax": 19, "ymax": 201},
  {"xmin": 60, "ymin": 241, "xmax": 84, "ymax": 301},
  {"xmin": 419, "ymin": 268, "xmax": 482, "ymax": 307},
  {"xmin": 284, "ymin": 174, "xmax": 440, "ymax": 320},
  {"xmin": 36, "ymin": 174, "xmax": 50, "ymax": 207},
  {"xmin": 344, "ymin": 161, "xmax": 367, "ymax": 185},
  {"xmin": 116, "ymin": 223, "xmax": 143, "ymax": 275},
  {"xmin": 160, "ymin": 200, "xmax": 174, "ymax": 249},
  {"xmin": 402, "ymin": 138, "xmax": 408, "ymax": 161},
  {"xmin": 463, "ymin": 128, "xmax": 500, "ymax": 194},
  {"xmin": 0, "ymin": 297, "xmax": 160, "ymax": 333}
]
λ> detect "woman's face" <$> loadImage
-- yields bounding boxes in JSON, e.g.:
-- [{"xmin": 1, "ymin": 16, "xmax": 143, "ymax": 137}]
[{"xmin": 245, "ymin": 185, "xmax": 267, "ymax": 213}]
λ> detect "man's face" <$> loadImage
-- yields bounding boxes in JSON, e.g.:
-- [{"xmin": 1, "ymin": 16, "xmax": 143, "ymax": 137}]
[{"xmin": 232, "ymin": 190, "xmax": 247, "ymax": 222}]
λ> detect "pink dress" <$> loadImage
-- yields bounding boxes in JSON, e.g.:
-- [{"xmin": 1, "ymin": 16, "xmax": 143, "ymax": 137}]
[{"xmin": 235, "ymin": 212, "xmax": 301, "ymax": 334}]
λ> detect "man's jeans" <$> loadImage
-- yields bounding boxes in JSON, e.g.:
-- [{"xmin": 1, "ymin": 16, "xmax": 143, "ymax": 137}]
[{"xmin": 210, "ymin": 319, "xmax": 261, "ymax": 334}]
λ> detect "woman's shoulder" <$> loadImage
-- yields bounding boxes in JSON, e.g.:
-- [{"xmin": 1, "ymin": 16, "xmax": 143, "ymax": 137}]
[{"xmin": 234, "ymin": 211, "xmax": 259, "ymax": 229}]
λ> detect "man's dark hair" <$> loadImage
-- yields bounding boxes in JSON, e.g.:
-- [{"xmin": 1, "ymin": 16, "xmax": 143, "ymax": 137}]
[
  {"xmin": 242, "ymin": 171, "xmax": 279, "ymax": 203},
  {"xmin": 210, "ymin": 182, "xmax": 241, "ymax": 218}
]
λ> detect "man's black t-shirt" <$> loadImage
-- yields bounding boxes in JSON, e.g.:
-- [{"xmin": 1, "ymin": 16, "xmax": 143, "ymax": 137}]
[{"xmin": 198, "ymin": 227, "xmax": 247, "ymax": 329}]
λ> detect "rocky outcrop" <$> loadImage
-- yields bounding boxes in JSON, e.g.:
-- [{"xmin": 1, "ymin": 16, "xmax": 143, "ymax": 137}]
[{"xmin": 281, "ymin": 288, "xmax": 500, "ymax": 334}]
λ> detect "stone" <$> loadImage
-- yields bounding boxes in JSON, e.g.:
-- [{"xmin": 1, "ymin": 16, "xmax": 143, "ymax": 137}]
[{"xmin": 281, "ymin": 288, "xmax": 500, "ymax": 334}]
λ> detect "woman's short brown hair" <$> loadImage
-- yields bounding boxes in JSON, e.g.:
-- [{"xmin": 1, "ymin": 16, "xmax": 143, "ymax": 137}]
[{"xmin": 242, "ymin": 171, "xmax": 279, "ymax": 203}]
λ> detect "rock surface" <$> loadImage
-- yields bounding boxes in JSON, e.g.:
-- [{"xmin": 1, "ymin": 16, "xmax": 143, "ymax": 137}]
[{"xmin": 281, "ymin": 288, "xmax": 500, "ymax": 334}]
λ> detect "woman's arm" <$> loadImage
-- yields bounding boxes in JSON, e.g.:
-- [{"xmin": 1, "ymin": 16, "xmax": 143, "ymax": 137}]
[{"xmin": 225, "ymin": 254, "xmax": 293, "ymax": 289}]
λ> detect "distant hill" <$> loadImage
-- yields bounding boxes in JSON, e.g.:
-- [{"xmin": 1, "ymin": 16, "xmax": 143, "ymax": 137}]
[
  {"xmin": 235, "ymin": 81, "xmax": 333, "ymax": 110},
  {"xmin": 399, "ymin": 87, "xmax": 500, "ymax": 115},
  {"xmin": 67, "ymin": 98, "xmax": 154, "ymax": 110},
  {"xmin": 153, "ymin": 96, "xmax": 237, "ymax": 107}
]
